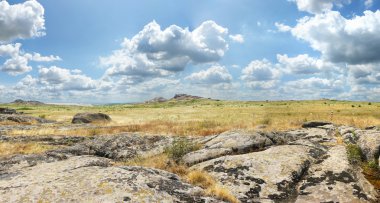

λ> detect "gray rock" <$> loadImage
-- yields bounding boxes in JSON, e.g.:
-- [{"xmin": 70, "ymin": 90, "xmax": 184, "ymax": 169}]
[
  {"xmin": 182, "ymin": 148, "xmax": 233, "ymax": 165},
  {"xmin": 57, "ymin": 133, "xmax": 173, "ymax": 161},
  {"xmin": 302, "ymin": 121, "xmax": 332, "ymax": 128},
  {"xmin": 0, "ymin": 156, "xmax": 219, "ymax": 202},
  {"xmin": 0, "ymin": 108, "xmax": 17, "ymax": 115},
  {"xmin": 71, "ymin": 112, "xmax": 111, "ymax": 124},
  {"xmin": 356, "ymin": 130, "xmax": 380, "ymax": 162},
  {"xmin": 339, "ymin": 126, "xmax": 358, "ymax": 135},
  {"xmin": 192, "ymin": 145, "xmax": 315, "ymax": 202},
  {"xmin": 296, "ymin": 146, "xmax": 378, "ymax": 202},
  {"xmin": 0, "ymin": 114, "xmax": 53, "ymax": 124},
  {"xmin": 204, "ymin": 130, "xmax": 273, "ymax": 153}
]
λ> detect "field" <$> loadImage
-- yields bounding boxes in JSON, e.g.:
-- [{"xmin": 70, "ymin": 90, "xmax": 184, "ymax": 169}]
[{"xmin": 2, "ymin": 99, "xmax": 380, "ymax": 137}]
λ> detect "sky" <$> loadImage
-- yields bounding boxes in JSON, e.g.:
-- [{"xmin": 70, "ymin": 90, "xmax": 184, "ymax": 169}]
[{"xmin": 0, "ymin": 0, "xmax": 380, "ymax": 103}]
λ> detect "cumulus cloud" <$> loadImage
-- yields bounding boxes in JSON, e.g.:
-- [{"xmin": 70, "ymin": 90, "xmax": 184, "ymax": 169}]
[
  {"xmin": 290, "ymin": 0, "xmax": 351, "ymax": 14},
  {"xmin": 0, "ymin": 43, "xmax": 60, "ymax": 75},
  {"xmin": 277, "ymin": 54, "xmax": 338, "ymax": 74},
  {"xmin": 101, "ymin": 20, "xmax": 230, "ymax": 80},
  {"xmin": 0, "ymin": 0, "xmax": 45, "ymax": 42},
  {"xmin": 241, "ymin": 59, "xmax": 280, "ymax": 89},
  {"xmin": 229, "ymin": 34, "xmax": 244, "ymax": 43},
  {"xmin": 287, "ymin": 10, "xmax": 380, "ymax": 65},
  {"xmin": 185, "ymin": 65, "xmax": 232, "ymax": 85},
  {"xmin": 348, "ymin": 63, "xmax": 380, "ymax": 85},
  {"xmin": 39, "ymin": 66, "xmax": 97, "ymax": 91}
]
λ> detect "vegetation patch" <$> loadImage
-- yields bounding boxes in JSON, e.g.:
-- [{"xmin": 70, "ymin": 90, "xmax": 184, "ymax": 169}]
[{"xmin": 164, "ymin": 139, "xmax": 201, "ymax": 163}]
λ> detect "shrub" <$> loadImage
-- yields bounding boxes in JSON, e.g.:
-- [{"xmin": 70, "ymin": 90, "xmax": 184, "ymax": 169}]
[
  {"xmin": 367, "ymin": 160, "xmax": 379, "ymax": 170},
  {"xmin": 165, "ymin": 139, "xmax": 200, "ymax": 162},
  {"xmin": 346, "ymin": 144, "xmax": 363, "ymax": 164},
  {"xmin": 368, "ymin": 102, "xmax": 372, "ymax": 105},
  {"xmin": 38, "ymin": 114, "xmax": 46, "ymax": 119}
]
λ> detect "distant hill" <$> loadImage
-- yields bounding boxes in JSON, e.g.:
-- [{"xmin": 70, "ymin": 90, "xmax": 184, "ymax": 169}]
[
  {"xmin": 145, "ymin": 97, "xmax": 168, "ymax": 103},
  {"xmin": 11, "ymin": 99, "xmax": 45, "ymax": 105}
]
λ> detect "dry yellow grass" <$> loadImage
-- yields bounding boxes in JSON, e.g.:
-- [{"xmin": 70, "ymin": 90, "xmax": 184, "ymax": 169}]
[
  {"xmin": 0, "ymin": 142, "xmax": 56, "ymax": 157},
  {"xmin": 3, "ymin": 99, "xmax": 380, "ymax": 137}
]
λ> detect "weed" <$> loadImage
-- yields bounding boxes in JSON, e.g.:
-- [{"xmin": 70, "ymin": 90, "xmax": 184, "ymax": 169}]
[
  {"xmin": 164, "ymin": 139, "xmax": 200, "ymax": 162},
  {"xmin": 346, "ymin": 144, "xmax": 363, "ymax": 164}
]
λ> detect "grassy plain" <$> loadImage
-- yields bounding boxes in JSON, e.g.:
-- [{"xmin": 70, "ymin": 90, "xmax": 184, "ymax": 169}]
[{"xmin": 2, "ymin": 99, "xmax": 380, "ymax": 137}]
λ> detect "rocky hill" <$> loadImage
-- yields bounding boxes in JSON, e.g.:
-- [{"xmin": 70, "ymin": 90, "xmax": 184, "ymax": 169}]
[
  {"xmin": 11, "ymin": 99, "xmax": 45, "ymax": 105},
  {"xmin": 0, "ymin": 122, "xmax": 379, "ymax": 202}
]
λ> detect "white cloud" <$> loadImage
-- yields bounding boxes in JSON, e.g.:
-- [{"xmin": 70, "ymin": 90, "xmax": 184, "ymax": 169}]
[
  {"xmin": 290, "ymin": 0, "xmax": 351, "ymax": 14},
  {"xmin": 185, "ymin": 65, "xmax": 232, "ymax": 84},
  {"xmin": 241, "ymin": 59, "xmax": 280, "ymax": 89},
  {"xmin": 348, "ymin": 63, "xmax": 380, "ymax": 85},
  {"xmin": 38, "ymin": 66, "xmax": 97, "ymax": 91},
  {"xmin": 0, "ymin": 0, "xmax": 45, "ymax": 42},
  {"xmin": 229, "ymin": 34, "xmax": 244, "ymax": 43},
  {"xmin": 277, "ymin": 54, "xmax": 338, "ymax": 74},
  {"xmin": 101, "ymin": 20, "xmax": 230, "ymax": 80},
  {"xmin": 275, "ymin": 22, "xmax": 292, "ymax": 32},
  {"xmin": 290, "ymin": 10, "xmax": 380, "ymax": 64},
  {"xmin": 0, "ymin": 43, "xmax": 60, "ymax": 75}
]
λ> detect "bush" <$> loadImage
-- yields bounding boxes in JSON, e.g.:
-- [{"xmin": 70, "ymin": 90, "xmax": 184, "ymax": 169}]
[
  {"xmin": 346, "ymin": 144, "xmax": 363, "ymax": 164},
  {"xmin": 165, "ymin": 139, "xmax": 200, "ymax": 162},
  {"xmin": 367, "ymin": 160, "xmax": 379, "ymax": 170},
  {"xmin": 38, "ymin": 114, "xmax": 46, "ymax": 119}
]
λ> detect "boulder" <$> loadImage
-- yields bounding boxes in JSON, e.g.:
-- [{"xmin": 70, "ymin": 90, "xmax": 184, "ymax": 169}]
[
  {"xmin": 182, "ymin": 148, "xmax": 233, "ymax": 165},
  {"xmin": 0, "ymin": 108, "xmax": 17, "ymax": 115},
  {"xmin": 296, "ymin": 146, "xmax": 377, "ymax": 202},
  {"xmin": 0, "ymin": 156, "xmax": 219, "ymax": 202},
  {"xmin": 72, "ymin": 113, "xmax": 111, "ymax": 124},
  {"xmin": 192, "ymin": 145, "xmax": 315, "ymax": 202},
  {"xmin": 302, "ymin": 121, "xmax": 332, "ymax": 128}
]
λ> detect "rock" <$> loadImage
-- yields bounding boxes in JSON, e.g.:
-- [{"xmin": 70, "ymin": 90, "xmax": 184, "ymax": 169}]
[
  {"xmin": 72, "ymin": 112, "xmax": 111, "ymax": 124},
  {"xmin": 182, "ymin": 148, "xmax": 233, "ymax": 165},
  {"xmin": 280, "ymin": 127, "xmax": 334, "ymax": 144},
  {"xmin": 356, "ymin": 130, "xmax": 380, "ymax": 162},
  {"xmin": 296, "ymin": 145, "xmax": 378, "ymax": 202},
  {"xmin": 172, "ymin": 93, "xmax": 203, "ymax": 100},
  {"xmin": 302, "ymin": 121, "xmax": 332, "ymax": 128},
  {"xmin": 338, "ymin": 125, "xmax": 357, "ymax": 135},
  {"xmin": 192, "ymin": 145, "xmax": 315, "ymax": 202},
  {"xmin": 0, "ymin": 156, "xmax": 219, "ymax": 202},
  {"xmin": 0, "ymin": 108, "xmax": 17, "ymax": 115},
  {"xmin": 204, "ymin": 130, "xmax": 273, "ymax": 153},
  {"xmin": 0, "ymin": 114, "xmax": 53, "ymax": 124},
  {"xmin": 57, "ymin": 133, "xmax": 173, "ymax": 161}
]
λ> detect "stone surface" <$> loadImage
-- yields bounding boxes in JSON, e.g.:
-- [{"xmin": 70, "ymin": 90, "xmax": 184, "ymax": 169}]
[
  {"xmin": 182, "ymin": 148, "xmax": 233, "ymax": 165},
  {"xmin": 0, "ymin": 156, "xmax": 219, "ymax": 203},
  {"xmin": 72, "ymin": 112, "xmax": 111, "ymax": 124},
  {"xmin": 296, "ymin": 146, "xmax": 377, "ymax": 202},
  {"xmin": 192, "ymin": 145, "xmax": 315, "ymax": 202},
  {"xmin": 356, "ymin": 129, "xmax": 380, "ymax": 162}
]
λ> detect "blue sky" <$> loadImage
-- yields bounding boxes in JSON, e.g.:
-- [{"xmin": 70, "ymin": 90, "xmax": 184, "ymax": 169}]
[{"xmin": 0, "ymin": 0, "xmax": 380, "ymax": 103}]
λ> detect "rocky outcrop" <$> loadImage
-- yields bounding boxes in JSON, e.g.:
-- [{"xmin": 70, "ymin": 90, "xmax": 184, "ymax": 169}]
[
  {"xmin": 0, "ymin": 156, "xmax": 219, "ymax": 202},
  {"xmin": 296, "ymin": 145, "xmax": 377, "ymax": 202},
  {"xmin": 0, "ymin": 108, "xmax": 17, "ymax": 115},
  {"xmin": 72, "ymin": 112, "xmax": 111, "ymax": 124},
  {"xmin": 182, "ymin": 130, "xmax": 273, "ymax": 165},
  {"xmin": 1, "ymin": 125, "xmax": 380, "ymax": 202},
  {"xmin": 192, "ymin": 145, "xmax": 315, "ymax": 201},
  {"xmin": 0, "ymin": 114, "xmax": 52, "ymax": 124},
  {"xmin": 172, "ymin": 94, "xmax": 203, "ymax": 100}
]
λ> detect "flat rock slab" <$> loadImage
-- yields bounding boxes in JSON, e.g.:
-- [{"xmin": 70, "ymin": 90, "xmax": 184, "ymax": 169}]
[
  {"xmin": 302, "ymin": 121, "xmax": 332, "ymax": 128},
  {"xmin": 296, "ymin": 146, "xmax": 377, "ymax": 202},
  {"xmin": 204, "ymin": 130, "xmax": 273, "ymax": 153},
  {"xmin": 192, "ymin": 145, "xmax": 315, "ymax": 202},
  {"xmin": 0, "ymin": 156, "xmax": 219, "ymax": 202},
  {"xmin": 356, "ymin": 130, "xmax": 380, "ymax": 162}
]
